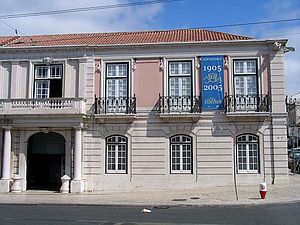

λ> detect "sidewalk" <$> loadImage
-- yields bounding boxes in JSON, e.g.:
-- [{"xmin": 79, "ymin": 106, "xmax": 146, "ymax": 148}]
[{"xmin": 1, "ymin": 174, "xmax": 300, "ymax": 207}]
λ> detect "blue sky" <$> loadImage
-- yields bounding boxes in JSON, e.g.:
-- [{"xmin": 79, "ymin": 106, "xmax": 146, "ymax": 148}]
[{"xmin": 1, "ymin": 0, "xmax": 300, "ymax": 95}]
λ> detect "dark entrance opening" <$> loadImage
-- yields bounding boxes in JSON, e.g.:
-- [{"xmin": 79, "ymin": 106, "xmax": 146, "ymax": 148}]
[{"xmin": 27, "ymin": 132, "xmax": 65, "ymax": 191}]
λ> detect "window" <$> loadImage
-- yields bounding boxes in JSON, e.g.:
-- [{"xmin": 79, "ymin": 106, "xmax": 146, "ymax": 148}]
[
  {"xmin": 233, "ymin": 59, "xmax": 258, "ymax": 111},
  {"xmin": 233, "ymin": 59, "xmax": 257, "ymax": 96},
  {"xmin": 34, "ymin": 64, "xmax": 63, "ymax": 98},
  {"xmin": 105, "ymin": 63, "xmax": 129, "ymax": 113},
  {"xmin": 169, "ymin": 61, "xmax": 192, "ymax": 97},
  {"xmin": 166, "ymin": 61, "xmax": 192, "ymax": 112},
  {"xmin": 170, "ymin": 135, "xmax": 192, "ymax": 174},
  {"xmin": 106, "ymin": 135, "xmax": 127, "ymax": 174},
  {"xmin": 236, "ymin": 134, "xmax": 259, "ymax": 173},
  {"xmin": 106, "ymin": 63, "xmax": 128, "ymax": 98}
]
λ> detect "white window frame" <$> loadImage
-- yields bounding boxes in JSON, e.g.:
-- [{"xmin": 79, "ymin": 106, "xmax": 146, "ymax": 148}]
[
  {"xmin": 106, "ymin": 135, "xmax": 127, "ymax": 174},
  {"xmin": 105, "ymin": 62, "xmax": 129, "ymax": 98},
  {"xmin": 34, "ymin": 64, "xmax": 63, "ymax": 98},
  {"xmin": 170, "ymin": 134, "xmax": 192, "ymax": 174},
  {"xmin": 163, "ymin": 58, "xmax": 196, "ymax": 97},
  {"xmin": 233, "ymin": 59, "xmax": 258, "ymax": 96},
  {"xmin": 236, "ymin": 134, "xmax": 259, "ymax": 174},
  {"xmin": 168, "ymin": 61, "xmax": 192, "ymax": 97}
]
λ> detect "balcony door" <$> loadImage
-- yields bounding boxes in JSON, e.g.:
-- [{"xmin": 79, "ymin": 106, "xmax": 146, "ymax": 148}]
[
  {"xmin": 106, "ymin": 63, "xmax": 128, "ymax": 113},
  {"xmin": 233, "ymin": 60, "xmax": 258, "ymax": 111},
  {"xmin": 168, "ymin": 61, "xmax": 192, "ymax": 112},
  {"xmin": 34, "ymin": 64, "xmax": 63, "ymax": 98}
]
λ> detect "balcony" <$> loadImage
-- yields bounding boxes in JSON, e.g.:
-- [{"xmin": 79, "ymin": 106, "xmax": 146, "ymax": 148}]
[
  {"xmin": 0, "ymin": 98, "xmax": 87, "ymax": 115},
  {"xmin": 94, "ymin": 96, "xmax": 136, "ymax": 123},
  {"xmin": 158, "ymin": 95, "xmax": 201, "ymax": 121},
  {"xmin": 224, "ymin": 94, "xmax": 270, "ymax": 117}
]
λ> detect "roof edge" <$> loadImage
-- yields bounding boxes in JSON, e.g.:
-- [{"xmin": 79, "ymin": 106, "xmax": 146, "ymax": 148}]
[{"xmin": 0, "ymin": 38, "xmax": 288, "ymax": 51}]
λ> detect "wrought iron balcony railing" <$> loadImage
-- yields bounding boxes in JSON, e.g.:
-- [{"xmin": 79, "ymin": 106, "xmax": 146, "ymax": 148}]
[
  {"xmin": 0, "ymin": 98, "xmax": 86, "ymax": 115},
  {"xmin": 224, "ymin": 94, "xmax": 269, "ymax": 113},
  {"xmin": 94, "ymin": 96, "xmax": 136, "ymax": 114},
  {"xmin": 159, "ymin": 95, "xmax": 201, "ymax": 113}
]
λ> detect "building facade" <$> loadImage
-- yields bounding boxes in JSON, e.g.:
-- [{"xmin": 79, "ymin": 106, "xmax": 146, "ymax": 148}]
[
  {"xmin": 287, "ymin": 93, "xmax": 300, "ymax": 149},
  {"xmin": 0, "ymin": 29, "xmax": 289, "ymax": 193}
]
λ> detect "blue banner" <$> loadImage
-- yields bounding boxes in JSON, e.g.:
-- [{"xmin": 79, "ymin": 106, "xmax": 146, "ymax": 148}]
[{"xmin": 201, "ymin": 56, "xmax": 224, "ymax": 111}]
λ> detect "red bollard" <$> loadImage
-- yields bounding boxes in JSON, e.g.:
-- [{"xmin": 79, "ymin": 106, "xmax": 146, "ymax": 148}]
[{"xmin": 259, "ymin": 182, "xmax": 267, "ymax": 199}]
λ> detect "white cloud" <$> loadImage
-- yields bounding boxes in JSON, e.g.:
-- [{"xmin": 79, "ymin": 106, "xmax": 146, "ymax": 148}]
[
  {"xmin": 0, "ymin": 0, "xmax": 163, "ymax": 35},
  {"xmin": 257, "ymin": 0, "xmax": 300, "ymax": 96},
  {"xmin": 217, "ymin": 0, "xmax": 300, "ymax": 96}
]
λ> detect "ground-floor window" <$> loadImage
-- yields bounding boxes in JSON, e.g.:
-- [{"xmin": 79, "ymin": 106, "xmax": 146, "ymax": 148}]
[
  {"xmin": 170, "ymin": 134, "xmax": 192, "ymax": 174},
  {"xmin": 236, "ymin": 134, "xmax": 259, "ymax": 173},
  {"xmin": 106, "ymin": 135, "xmax": 127, "ymax": 174}
]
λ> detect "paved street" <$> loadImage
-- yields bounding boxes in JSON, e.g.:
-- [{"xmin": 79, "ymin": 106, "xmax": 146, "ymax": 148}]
[
  {"xmin": 0, "ymin": 203, "xmax": 299, "ymax": 225},
  {"xmin": 1, "ymin": 174, "xmax": 300, "ymax": 206}
]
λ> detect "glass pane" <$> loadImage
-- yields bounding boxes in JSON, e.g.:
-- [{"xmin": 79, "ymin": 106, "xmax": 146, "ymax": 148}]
[
  {"xmin": 170, "ymin": 78, "xmax": 179, "ymax": 96},
  {"xmin": 50, "ymin": 65, "xmax": 62, "ymax": 78},
  {"xmin": 107, "ymin": 80, "xmax": 116, "ymax": 97},
  {"xmin": 237, "ymin": 143, "xmax": 247, "ymax": 171},
  {"xmin": 107, "ymin": 145, "xmax": 116, "ymax": 171},
  {"xmin": 35, "ymin": 80, "xmax": 49, "ymax": 98},
  {"xmin": 107, "ymin": 64, "xmax": 127, "ymax": 77},
  {"xmin": 117, "ymin": 144, "xmax": 126, "ymax": 171},
  {"xmin": 246, "ymin": 76, "xmax": 257, "ymax": 95},
  {"xmin": 234, "ymin": 76, "xmax": 245, "ymax": 95},
  {"xmin": 246, "ymin": 61, "xmax": 256, "ymax": 73},
  {"xmin": 107, "ymin": 78, "xmax": 127, "ymax": 98},
  {"xmin": 171, "ymin": 144, "xmax": 181, "ymax": 171},
  {"xmin": 117, "ymin": 64, "xmax": 128, "ymax": 77},
  {"xmin": 182, "ymin": 144, "xmax": 191, "ymax": 171},
  {"xmin": 181, "ymin": 77, "xmax": 191, "ymax": 96},
  {"xmin": 36, "ymin": 66, "xmax": 48, "ymax": 79},
  {"xmin": 234, "ymin": 60, "xmax": 256, "ymax": 74},
  {"xmin": 181, "ymin": 62, "xmax": 191, "ymax": 75},
  {"xmin": 107, "ymin": 65, "xmax": 117, "ymax": 77},
  {"xmin": 234, "ymin": 61, "xmax": 244, "ymax": 74},
  {"xmin": 118, "ymin": 79, "xmax": 127, "ymax": 97},
  {"xmin": 169, "ymin": 62, "xmax": 179, "ymax": 75}
]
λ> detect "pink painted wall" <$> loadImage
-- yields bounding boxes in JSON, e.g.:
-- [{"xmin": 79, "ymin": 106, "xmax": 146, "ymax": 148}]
[
  {"xmin": 134, "ymin": 59, "xmax": 162, "ymax": 108},
  {"xmin": 94, "ymin": 59, "xmax": 101, "ymax": 97},
  {"xmin": 262, "ymin": 55, "xmax": 270, "ymax": 95},
  {"xmin": 224, "ymin": 65, "xmax": 229, "ymax": 96}
]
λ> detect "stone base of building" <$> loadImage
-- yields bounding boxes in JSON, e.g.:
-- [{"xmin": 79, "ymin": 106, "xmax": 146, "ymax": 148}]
[
  {"xmin": 70, "ymin": 179, "xmax": 84, "ymax": 193},
  {"xmin": 0, "ymin": 179, "xmax": 12, "ymax": 193}
]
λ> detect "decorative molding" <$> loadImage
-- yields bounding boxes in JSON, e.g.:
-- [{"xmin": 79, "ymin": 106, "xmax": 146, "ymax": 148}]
[
  {"xmin": 42, "ymin": 57, "xmax": 53, "ymax": 65},
  {"xmin": 95, "ymin": 63, "xmax": 101, "ymax": 73},
  {"xmin": 224, "ymin": 56, "xmax": 229, "ymax": 69},
  {"xmin": 273, "ymin": 42, "xmax": 295, "ymax": 53},
  {"xmin": 195, "ymin": 56, "xmax": 200, "ymax": 69},
  {"xmin": 159, "ymin": 57, "xmax": 164, "ymax": 71},
  {"xmin": 0, "ymin": 118, "xmax": 13, "ymax": 125},
  {"xmin": 40, "ymin": 127, "xmax": 50, "ymax": 133},
  {"xmin": 131, "ymin": 58, "xmax": 136, "ymax": 71}
]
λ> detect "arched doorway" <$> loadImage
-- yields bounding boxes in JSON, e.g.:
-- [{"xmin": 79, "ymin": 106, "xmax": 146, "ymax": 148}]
[{"xmin": 27, "ymin": 132, "xmax": 65, "ymax": 191}]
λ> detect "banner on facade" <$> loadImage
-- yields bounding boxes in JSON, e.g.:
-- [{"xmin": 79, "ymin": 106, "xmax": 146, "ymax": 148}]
[{"xmin": 201, "ymin": 55, "xmax": 224, "ymax": 111}]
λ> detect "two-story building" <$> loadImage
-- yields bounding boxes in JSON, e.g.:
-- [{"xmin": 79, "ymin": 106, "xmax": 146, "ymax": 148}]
[{"xmin": 0, "ymin": 29, "xmax": 289, "ymax": 193}]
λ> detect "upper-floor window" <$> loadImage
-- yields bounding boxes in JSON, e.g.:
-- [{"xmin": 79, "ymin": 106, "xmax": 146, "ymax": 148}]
[
  {"xmin": 34, "ymin": 64, "xmax": 63, "ymax": 98},
  {"xmin": 168, "ymin": 61, "xmax": 192, "ymax": 97},
  {"xmin": 161, "ymin": 61, "xmax": 194, "ymax": 113},
  {"xmin": 106, "ymin": 63, "xmax": 128, "ymax": 98},
  {"xmin": 236, "ymin": 134, "xmax": 259, "ymax": 173},
  {"xmin": 170, "ymin": 134, "xmax": 192, "ymax": 174},
  {"xmin": 106, "ymin": 135, "xmax": 127, "ymax": 174},
  {"xmin": 233, "ymin": 59, "xmax": 257, "ymax": 96}
]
